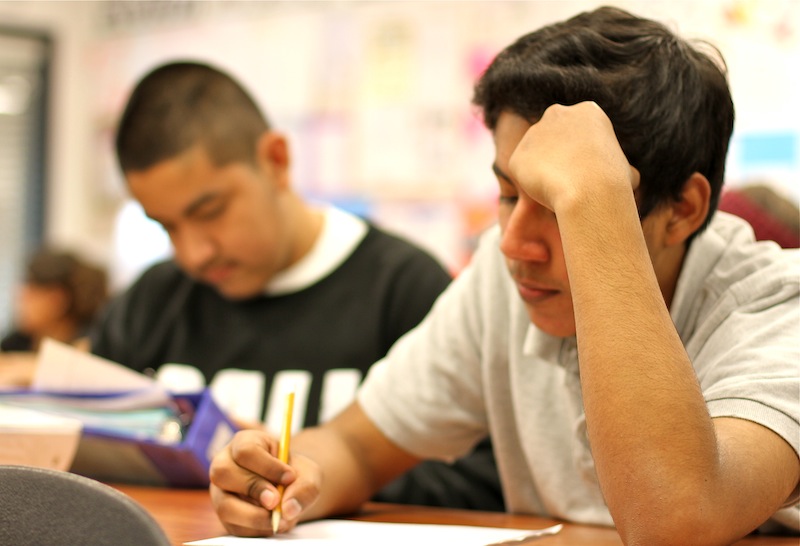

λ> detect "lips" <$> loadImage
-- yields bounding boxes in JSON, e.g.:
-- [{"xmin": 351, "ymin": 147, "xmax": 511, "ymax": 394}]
[
  {"xmin": 513, "ymin": 278, "xmax": 559, "ymax": 303},
  {"xmin": 201, "ymin": 264, "xmax": 236, "ymax": 285}
]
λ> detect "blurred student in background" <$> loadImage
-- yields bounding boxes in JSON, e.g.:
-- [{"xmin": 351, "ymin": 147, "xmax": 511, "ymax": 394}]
[
  {"xmin": 88, "ymin": 61, "xmax": 503, "ymax": 510},
  {"xmin": 718, "ymin": 184, "xmax": 800, "ymax": 249},
  {"xmin": 0, "ymin": 248, "xmax": 108, "ymax": 387},
  {"xmin": 2, "ymin": 248, "xmax": 108, "ymax": 352}
]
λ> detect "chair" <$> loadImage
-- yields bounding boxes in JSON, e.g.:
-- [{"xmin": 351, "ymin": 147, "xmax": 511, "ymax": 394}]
[
  {"xmin": 0, "ymin": 464, "xmax": 171, "ymax": 545},
  {"xmin": 718, "ymin": 185, "xmax": 800, "ymax": 249}
]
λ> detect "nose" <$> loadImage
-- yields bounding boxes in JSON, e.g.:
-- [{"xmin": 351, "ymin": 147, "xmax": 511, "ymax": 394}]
[
  {"xmin": 172, "ymin": 225, "xmax": 217, "ymax": 271},
  {"xmin": 499, "ymin": 197, "xmax": 551, "ymax": 263}
]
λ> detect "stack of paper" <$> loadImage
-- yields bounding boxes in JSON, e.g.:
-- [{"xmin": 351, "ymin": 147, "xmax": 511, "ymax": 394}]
[
  {"xmin": 0, "ymin": 339, "xmax": 238, "ymax": 486},
  {"xmin": 0, "ymin": 339, "xmax": 179, "ymax": 441}
]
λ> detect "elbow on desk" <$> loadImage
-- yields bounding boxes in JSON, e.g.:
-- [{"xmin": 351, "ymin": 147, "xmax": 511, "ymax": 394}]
[{"xmin": 613, "ymin": 505, "xmax": 753, "ymax": 546}]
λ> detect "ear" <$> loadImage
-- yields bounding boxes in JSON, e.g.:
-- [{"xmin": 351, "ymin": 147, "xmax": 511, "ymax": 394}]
[
  {"xmin": 255, "ymin": 131, "xmax": 291, "ymax": 189},
  {"xmin": 664, "ymin": 172, "xmax": 711, "ymax": 247}
]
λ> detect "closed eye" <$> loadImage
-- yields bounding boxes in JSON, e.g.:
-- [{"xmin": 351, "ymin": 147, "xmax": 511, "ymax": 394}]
[
  {"xmin": 493, "ymin": 164, "xmax": 519, "ymax": 206},
  {"xmin": 193, "ymin": 201, "xmax": 226, "ymax": 221},
  {"xmin": 499, "ymin": 195, "xmax": 518, "ymax": 205}
]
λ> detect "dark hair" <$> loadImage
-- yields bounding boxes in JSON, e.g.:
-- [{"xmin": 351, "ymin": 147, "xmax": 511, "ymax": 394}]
[
  {"xmin": 473, "ymin": 6, "xmax": 735, "ymax": 237},
  {"xmin": 115, "ymin": 61, "xmax": 270, "ymax": 173},
  {"xmin": 25, "ymin": 249, "xmax": 109, "ymax": 328}
]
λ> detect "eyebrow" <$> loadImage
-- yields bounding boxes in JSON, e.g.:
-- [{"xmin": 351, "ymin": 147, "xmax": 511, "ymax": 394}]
[
  {"xmin": 182, "ymin": 192, "xmax": 223, "ymax": 218},
  {"xmin": 492, "ymin": 163, "xmax": 513, "ymax": 184},
  {"xmin": 145, "ymin": 192, "xmax": 222, "ymax": 226}
]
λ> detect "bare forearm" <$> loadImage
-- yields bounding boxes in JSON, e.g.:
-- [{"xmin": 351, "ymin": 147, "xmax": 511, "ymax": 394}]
[
  {"xmin": 290, "ymin": 428, "xmax": 375, "ymax": 521},
  {"xmin": 556, "ymin": 189, "xmax": 720, "ymax": 539},
  {"xmin": 292, "ymin": 403, "xmax": 420, "ymax": 522}
]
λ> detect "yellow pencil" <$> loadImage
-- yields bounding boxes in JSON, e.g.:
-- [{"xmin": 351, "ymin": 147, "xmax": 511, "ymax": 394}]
[{"xmin": 271, "ymin": 391, "xmax": 295, "ymax": 534}]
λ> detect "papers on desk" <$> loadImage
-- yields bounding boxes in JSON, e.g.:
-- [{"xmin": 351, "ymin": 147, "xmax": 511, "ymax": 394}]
[
  {"xmin": 0, "ymin": 339, "xmax": 178, "ymax": 440},
  {"xmin": 0, "ymin": 339, "xmax": 239, "ymax": 487},
  {"xmin": 185, "ymin": 519, "xmax": 540, "ymax": 545},
  {"xmin": 32, "ymin": 338, "xmax": 166, "ymax": 395}
]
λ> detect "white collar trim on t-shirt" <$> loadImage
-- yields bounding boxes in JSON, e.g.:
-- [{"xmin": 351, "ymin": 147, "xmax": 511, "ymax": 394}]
[{"xmin": 264, "ymin": 206, "xmax": 368, "ymax": 296}]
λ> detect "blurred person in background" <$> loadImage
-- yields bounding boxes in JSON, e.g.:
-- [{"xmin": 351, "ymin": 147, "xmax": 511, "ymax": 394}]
[
  {"xmin": 718, "ymin": 183, "xmax": 799, "ymax": 249},
  {"xmin": 0, "ymin": 248, "xmax": 108, "ymax": 387},
  {"xmin": 89, "ymin": 61, "xmax": 503, "ymax": 510}
]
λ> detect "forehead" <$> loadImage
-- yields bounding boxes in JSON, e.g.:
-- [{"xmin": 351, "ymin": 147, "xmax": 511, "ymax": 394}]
[
  {"xmin": 126, "ymin": 146, "xmax": 235, "ymax": 219},
  {"xmin": 492, "ymin": 111, "xmax": 533, "ymax": 168}
]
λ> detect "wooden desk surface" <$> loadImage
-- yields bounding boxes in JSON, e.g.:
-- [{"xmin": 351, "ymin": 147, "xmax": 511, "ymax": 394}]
[{"xmin": 115, "ymin": 485, "xmax": 798, "ymax": 546}]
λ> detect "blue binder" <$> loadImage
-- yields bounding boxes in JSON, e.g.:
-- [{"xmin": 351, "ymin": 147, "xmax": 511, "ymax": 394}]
[
  {"xmin": 69, "ymin": 389, "xmax": 239, "ymax": 487},
  {"xmin": 0, "ymin": 388, "xmax": 239, "ymax": 487}
]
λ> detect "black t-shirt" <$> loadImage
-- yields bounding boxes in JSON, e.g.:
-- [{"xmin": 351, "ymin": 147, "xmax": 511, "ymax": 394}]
[
  {"xmin": 0, "ymin": 331, "xmax": 33, "ymax": 352},
  {"xmin": 90, "ymin": 225, "xmax": 451, "ymax": 426}
]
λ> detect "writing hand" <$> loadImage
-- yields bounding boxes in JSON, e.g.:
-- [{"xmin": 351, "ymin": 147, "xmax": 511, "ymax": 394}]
[{"xmin": 209, "ymin": 429, "xmax": 321, "ymax": 536}]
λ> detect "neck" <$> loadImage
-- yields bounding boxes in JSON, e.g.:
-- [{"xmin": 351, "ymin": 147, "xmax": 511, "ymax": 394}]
[
  {"xmin": 30, "ymin": 320, "xmax": 80, "ymax": 351},
  {"xmin": 658, "ymin": 244, "xmax": 688, "ymax": 310},
  {"xmin": 285, "ymin": 194, "xmax": 325, "ymax": 267}
]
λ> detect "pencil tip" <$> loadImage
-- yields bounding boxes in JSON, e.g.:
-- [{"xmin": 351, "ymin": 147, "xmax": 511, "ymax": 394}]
[{"xmin": 271, "ymin": 510, "xmax": 280, "ymax": 534}]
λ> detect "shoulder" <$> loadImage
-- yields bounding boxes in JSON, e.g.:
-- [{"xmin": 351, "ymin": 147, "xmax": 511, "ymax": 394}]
[
  {"xmin": 0, "ymin": 331, "xmax": 33, "ymax": 352},
  {"xmin": 89, "ymin": 260, "xmax": 202, "ymax": 360},
  {"xmin": 361, "ymin": 224, "xmax": 432, "ymax": 256},
  {"xmin": 125, "ymin": 260, "xmax": 189, "ymax": 294},
  {"xmin": 344, "ymin": 225, "xmax": 452, "ymax": 323},
  {"xmin": 135, "ymin": 259, "xmax": 185, "ymax": 283},
  {"xmin": 356, "ymin": 224, "xmax": 450, "ymax": 279},
  {"xmin": 677, "ymin": 213, "xmax": 799, "ymax": 311},
  {"xmin": 105, "ymin": 260, "xmax": 195, "ymax": 315},
  {"xmin": 674, "ymin": 214, "xmax": 799, "ymax": 372}
]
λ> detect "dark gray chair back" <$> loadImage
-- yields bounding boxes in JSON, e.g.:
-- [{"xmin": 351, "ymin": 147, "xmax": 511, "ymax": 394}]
[{"xmin": 0, "ymin": 464, "xmax": 170, "ymax": 545}]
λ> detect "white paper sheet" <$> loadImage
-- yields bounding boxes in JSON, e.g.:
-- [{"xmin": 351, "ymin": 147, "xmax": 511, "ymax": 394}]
[
  {"xmin": 185, "ymin": 519, "xmax": 540, "ymax": 545},
  {"xmin": 32, "ymin": 338, "xmax": 167, "ymax": 395}
]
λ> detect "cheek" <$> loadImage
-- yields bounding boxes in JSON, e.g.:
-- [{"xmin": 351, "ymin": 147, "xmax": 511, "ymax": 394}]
[
  {"xmin": 18, "ymin": 290, "xmax": 67, "ymax": 328},
  {"xmin": 221, "ymin": 206, "xmax": 284, "ymax": 263}
]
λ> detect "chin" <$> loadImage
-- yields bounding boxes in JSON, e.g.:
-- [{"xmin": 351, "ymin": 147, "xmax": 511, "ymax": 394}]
[
  {"xmin": 527, "ymin": 311, "xmax": 576, "ymax": 338},
  {"xmin": 214, "ymin": 282, "xmax": 263, "ymax": 301}
]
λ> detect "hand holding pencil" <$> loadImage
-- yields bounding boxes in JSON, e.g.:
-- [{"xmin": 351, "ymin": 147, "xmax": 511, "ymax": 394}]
[{"xmin": 208, "ymin": 399, "xmax": 370, "ymax": 538}]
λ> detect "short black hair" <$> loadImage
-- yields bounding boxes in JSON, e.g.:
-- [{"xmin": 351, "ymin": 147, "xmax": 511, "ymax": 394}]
[
  {"xmin": 473, "ymin": 6, "xmax": 735, "ymax": 237},
  {"xmin": 115, "ymin": 61, "xmax": 270, "ymax": 173}
]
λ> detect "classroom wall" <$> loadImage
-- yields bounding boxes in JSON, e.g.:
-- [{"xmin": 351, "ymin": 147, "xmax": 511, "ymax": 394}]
[
  {"xmin": 0, "ymin": 1, "xmax": 94, "ymax": 254},
  {"xmin": 1, "ymin": 0, "xmax": 798, "ymax": 292}
]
